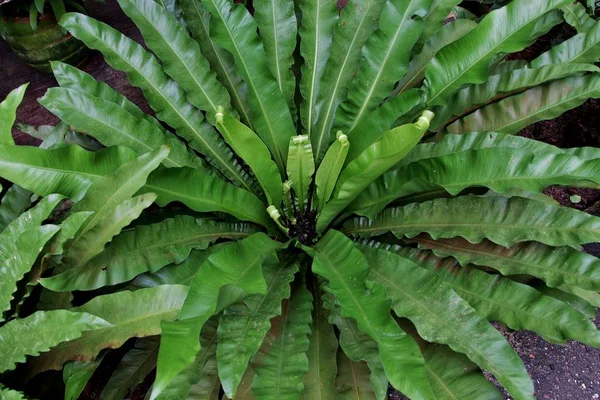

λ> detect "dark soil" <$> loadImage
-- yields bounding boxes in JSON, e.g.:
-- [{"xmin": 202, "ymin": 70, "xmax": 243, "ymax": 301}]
[{"xmin": 2, "ymin": 1, "xmax": 600, "ymax": 399}]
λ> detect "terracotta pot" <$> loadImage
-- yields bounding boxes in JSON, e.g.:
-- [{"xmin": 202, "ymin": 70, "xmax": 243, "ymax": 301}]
[{"xmin": 2, "ymin": 10, "xmax": 88, "ymax": 73}]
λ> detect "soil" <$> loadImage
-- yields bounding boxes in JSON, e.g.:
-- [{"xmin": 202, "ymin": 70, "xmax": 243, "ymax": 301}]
[{"xmin": 2, "ymin": 1, "xmax": 600, "ymax": 399}]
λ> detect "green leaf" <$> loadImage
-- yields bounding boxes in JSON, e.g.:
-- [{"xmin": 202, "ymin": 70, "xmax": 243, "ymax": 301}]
[
  {"xmin": 395, "ymin": 19, "xmax": 477, "ymax": 94},
  {"xmin": 30, "ymin": 285, "xmax": 189, "ymax": 374},
  {"xmin": 0, "ymin": 84, "xmax": 27, "ymax": 145},
  {"xmin": 217, "ymin": 255, "xmax": 299, "ymax": 397},
  {"xmin": 425, "ymin": 0, "xmax": 570, "ymax": 105},
  {"xmin": 252, "ymin": 281, "xmax": 313, "ymax": 400},
  {"xmin": 49, "ymin": 0, "xmax": 67, "ymax": 22},
  {"xmin": 40, "ymin": 88, "xmax": 199, "ymax": 169},
  {"xmin": 559, "ymin": 284, "xmax": 600, "ymax": 307},
  {"xmin": 415, "ymin": 0, "xmax": 463, "ymax": 50},
  {"xmin": 562, "ymin": 2, "xmax": 596, "ymax": 32},
  {"xmin": 0, "ymin": 144, "xmax": 137, "ymax": 201},
  {"xmin": 301, "ymin": 280, "xmax": 338, "ymax": 400},
  {"xmin": 101, "ymin": 337, "xmax": 160, "ymax": 400},
  {"xmin": 131, "ymin": 247, "xmax": 225, "ymax": 289},
  {"xmin": 50, "ymin": 61, "xmax": 164, "ymax": 130},
  {"xmin": 297, "ymin": 0, "xmax": 338, "ymax": 136},
  {"xmin": 0, "ymin": 225, "xmax": 60, "ymax": 319},
  {"xmin": 178, "ymin": 0, "xmax": 252, "ymax": 126},
  {"xmin": 216, "ymin": 109, "xmax": 282, "ymax": 206},
  {"xmin": 140, "ymin": 166, "xmax": 273, "ymax": 228},
  {"xmin": 350, "ymin": 146, "xmax": 600, "ymax": 218},
  {"xmin": 311, "ymin": 231, "xmax": 432, "ymax": 400},
  {"xmin": 323, "ymin": 297, "xmax": 387, "ymax": 400},
  {"xmin": 34, "ymin": 0, "xmax": 45, "ymax": 13},
  {"xmin": 345, "ymin": 195, "xmax": 600, "ymax": 247},
  {"xmin": 30, "ymin": 4, "xmax": 39, "ymax": 31},
  {"xmin": 287, "ymin": 135, "xmax": 315, "ymax": 213},
  {"xmin": 0, "ymin": 310, "xmax": 110, "ymax": 373},
  {"xmin": 198, "ymin": 0, "xmax": 296, "ymax": 172},
  {"xmin": 531, "ymin": 19, "xmax": 600, "ymax": 66},
  {"xmin": 152, "ymin": 234, "xmax": 281, "ymax": 399},
  {"xmin": 317, "ymin": 112, "xmax": 432, "ymax": 232},
  {"xmin": 446, "ymin": 74, "xmax": 600, "ymax": 135},
  {"xmin": 118, "ymin": 0, "xmax": 232, "ymax": 123},
  {"xmin": 363, "ymin": 246, "xmax": 534, "ymax": 400},
  {"xmin": 64, "ymin": 147, "xmax": 168, "ymax": 267},
  {"xmin": 311, "ymin": 0, "xmax": 387, "ymax": 161},
  {"xmin": 414, "ymin": 235, "xmax": 600, "ymax": 291},
  {"xmin": 155, "ymin": 319, "xmax": 219, "ymax": 400},
  {"xmin": 335, "ymin": 0, "xmax": 431, "ymax": 132},
  {"xmin": 63, "ymin": 357, "xmax": 104, "ymax": 400},
  {"xmin": 423, "ymin": 344, "xmax": 502, "ymax": 400},
  {"xmin": 0, "ymin": 194, "xmax": 63, "ymax": 316},
  {"xmin": 345, "ymin": 89, "xmax": 425, "ymax": 164},
  {"xmin": 59, "ymin": 13, "xmax": 252, "ymax": 191},
  {"xmin": 334, "ymin": 352, "xmax": 378, "ymax": 400},
  {"xmin": 315, "ymin": 132, "xmax": 349, "ymax": 211},
  {"xmin": 42, "ymin": 216, "xmax": 258, "ymax": 292},
  {"xmin": 254, "ymin": 0, "xmax": 297, "ymax": 112},
  {"xmin": 0, "ymin": 185, "xmax": 32, "ymax": 234},
  {"xmin": 379, "ymin": 245, "xmax": 600, "ymax": 347},
  {"xmin": 432, "ymin": 63, "xmax": 600, "ymax": 130},
  {"xmin": 0, "ymin": 385, "xmax": 26, "ymax": 400}
]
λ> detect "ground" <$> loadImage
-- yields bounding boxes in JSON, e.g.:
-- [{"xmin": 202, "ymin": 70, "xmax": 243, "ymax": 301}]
[{"xmin": 1, "ymin": 1, "xmax": 600, "ymax": 399}]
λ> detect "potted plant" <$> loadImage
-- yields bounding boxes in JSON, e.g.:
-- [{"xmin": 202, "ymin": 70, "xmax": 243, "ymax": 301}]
[{"xmin": 0, "ymin": 0, "xmax": 88, "ymax": 73}]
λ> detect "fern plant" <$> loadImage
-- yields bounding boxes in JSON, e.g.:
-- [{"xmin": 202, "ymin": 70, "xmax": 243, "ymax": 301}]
[{"xmin": 2, "ymin": 0, "xmax": 600, "ymax": 398}]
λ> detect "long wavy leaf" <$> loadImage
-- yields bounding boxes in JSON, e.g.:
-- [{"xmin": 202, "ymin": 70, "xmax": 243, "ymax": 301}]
[
  {"xmin": 30, "ymin": 285, "xmax": 189, "ymax": 374},
  {"xmin": 423, "ymin": 344, "xmax": 502, "ymax": 400},
  {"xmin": 311, "ymin": 0, "xmax": 386, "ymax": 161},
  {"xmin": 198, "ymin": 0, "xmax": 296, "ymax": 172},
  {"xmin": 155, "ymin": 319, "xmax": 219, "ymax": 400},
  {"xmin": 531, "ymin": 19, "xmax": 600, "ymax": 66},
  {"xmin": 297, "ymin": 0, "xmax": 337, "ymax": 136},
  {"xmin": 317, "ymin": 112, "xmax": 431, "ymax": 231},
  {"xmin": 335, "ymin": 0, "xmax": 431, "ymax": 132},
  {"xmin": 376, "ymin": 244, "xmax": 600, "ymax": 347},
  {"xmin": 178, "ymin": 0, "xmax": 252, "ymax": 126},
  {"xmin": 118, "ymin": 0, "xmax": 232, "ymax": 123},
  {"xmin": 425, "ymin": 0, "xmax": 570, "ymax": 105},
  {"xmin": 139, "ymin": 166, "xmax": 273, "ymax": 228},
  {"xmin": 152, "ymin": 234, "xmax": 281, "ymax": 399},
  {"xmin": 363, "ymin": 246, "xmax": 534, "ymax": 400},
  {"xmin": 345, "ymin": 195, "xmax": 600, "ymax": 247},
  {"xmin": 40, "ymin": 88, "xmax": 199, "ymax": 168},
  {"xmin": 0, "ymin": 144, "xmax": 137, "ymax": 201},
  {"xmin": 216, "ymin": 109, "xmax": 281, "ymax": 205},
  {"xmin": 414, "ymin": 0, "xmax": 462, "ymax": 50},
  {"xmin": 63, "ymin": 357, "xmax": 105, "ymax": 400},
  {"xmin": 315, "ymin": 132, "xmax": 349, "ymax": 211},
  {"xmin": 60, "ymin": 12, "xmax": 251, "ymax": 190},
  {"xmin": 252, "ymin": 281, "xmax": 313, "ymax": 400},
  {"xmin": 0, "ymin": 184, "xmax": 32, "ymax": 234},
  {"xmin": 432, "ymin": 63, "xmax": 599, "ymax": 130},
  {"xmin": 254, "ymin": 0, "xmax": 297, "ymax": 112},
  {"xmin": 301, "ymin": 281, "xmax": 337, "ymax": 400},
  {"xmin": 50, "ymin": 61, "xmax": 164, "ymax": 130},
  {"xmin": 562, "ymin": 2, "xmax": 595, "ymax": 32},
  {"xmin": 0, "ymin": 84, "xmax": 27, "ymax": 145},
  {"xmin": 0, "ymin": 310, "xmax": 110, "ymax": 373},
  {"xmin": 217, "ymin": 255, "xmax": 299, "ymax": 397},
  {"xmin": 351, "ymin": 146, "xmax": 600, "ymax": 218},
  {"xmin": 334, "ymin": 352, "xmax": 378, "ymax": 400},
  {"xmin": 394, "ymin": 19, "xmax": 477, "ymax": 94},
  {"xmin": 311, "ymin": 230, "xmax": 432, "ymax": 399},
  {"xmin": 42, "ymin": 217, "xmax": 258, "ymax": 291},
  {"xmin": 101, "ymin": 337, "xmax": 160, "ymax": 400},
  {"xmin": 447, "ymin": 74, "xmax": 600, "ymax": 134},
  {"xmin": 414, "ymin": 235, "xmax": 600, "ymax": 291},
  {"xmin": 345, "ymin": 89, "xmax": 425, "ymax": 163},
  {"xmin": 324, "ymin": 296, "xmax": 387, "ymax": 400}
]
